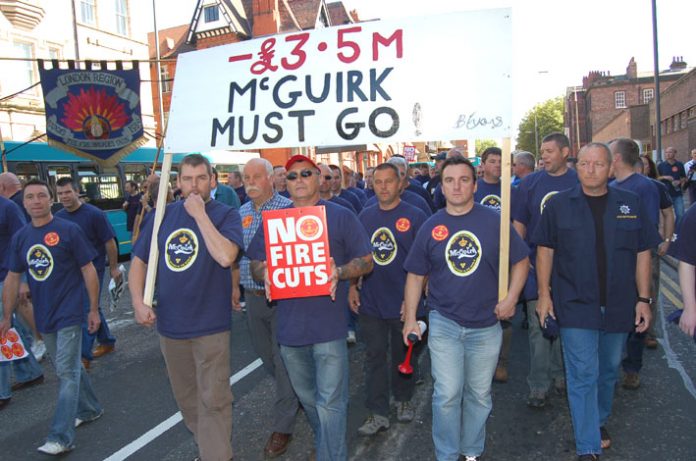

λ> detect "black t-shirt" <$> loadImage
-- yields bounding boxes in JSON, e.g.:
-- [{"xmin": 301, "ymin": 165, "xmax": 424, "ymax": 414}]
[{"xmin": 585, "ymin": 193, "xmax": 608, "ymax": 306}]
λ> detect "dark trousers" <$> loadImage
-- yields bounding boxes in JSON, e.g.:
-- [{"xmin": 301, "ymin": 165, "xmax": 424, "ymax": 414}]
[{"xmin": 360, "ymin": 314, "xmax": 418, "ymax": 417}]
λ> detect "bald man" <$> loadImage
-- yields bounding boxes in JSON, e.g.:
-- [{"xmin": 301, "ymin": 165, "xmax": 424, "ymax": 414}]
[{"xmin": 0, "ymin": 173, "xmax": 28, "ymax": 221}]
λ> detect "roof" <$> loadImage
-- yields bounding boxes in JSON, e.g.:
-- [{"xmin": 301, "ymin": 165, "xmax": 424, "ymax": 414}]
[
  {"xmin": 289, "ymin": 0, "xmax": 323, "ymax": 29},
  {"xmin": 327, "ymin": 2, "xmax": 354, "ymax": 25},
  {"xmin": 147, "ymin": 24, "xmax": 191, "ymax": 59}
]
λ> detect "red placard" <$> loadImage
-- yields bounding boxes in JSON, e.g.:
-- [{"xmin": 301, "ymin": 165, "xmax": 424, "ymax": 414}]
[{"xmin": 262, "ymin": 206, "xmax": 331, "ymax": 300}]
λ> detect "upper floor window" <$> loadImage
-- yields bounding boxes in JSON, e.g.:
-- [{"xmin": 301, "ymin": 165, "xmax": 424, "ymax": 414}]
[
  {"xmin": 80, "ymin": 0, "xmax": 96, "ymax": 25},
  {"xmin": 115, "ymin": 0, "xmax": 129, "ymax": 35},
  {"xmin": 204, "ymin": 5, "xmax": 219, "ymax": 23},
  {"xmin": 160, "ymin": 66, "xmax": 172, "ymax": 93},
  {"xmin": 14, "ymin": 42, "xmax": 35, "ymax": 90},
  {"xmin": 614, "ymin": 91, "xmax": 626, "ymax": 109},
  {"xmin": 642, "ymin": 88, "xmax": 654, "ymax": 104}
]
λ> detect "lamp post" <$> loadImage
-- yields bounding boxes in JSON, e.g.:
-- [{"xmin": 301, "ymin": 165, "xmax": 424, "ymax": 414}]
[{"xmin": 534, "ymin": 113, "xmax": 539, "ymax": 157}]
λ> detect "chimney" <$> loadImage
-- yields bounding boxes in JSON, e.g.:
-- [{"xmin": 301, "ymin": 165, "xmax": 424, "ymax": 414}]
[
  {"xmin": 252, "ymin": 0, "xmax": 280, "ymax": 37},
  {"xmin": 626, "ymin": 57, "xmax": 637, "ymax": 79},
  {"xmin": 670, "ymin": 56, "xmax": 687, "ymax": 71}
]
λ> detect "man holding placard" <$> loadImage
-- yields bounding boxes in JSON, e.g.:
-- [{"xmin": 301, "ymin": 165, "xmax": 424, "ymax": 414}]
[
  {"xmin": 130, "ymin": 154, "xmax": 243, "ymax": 461},
  {"xmin": 402, "ymin": 156, "xmax": 529, "ymax": 461},
  {"xmin": 248, "ymin": 155, "xmax": 372, "ymax": 461}
]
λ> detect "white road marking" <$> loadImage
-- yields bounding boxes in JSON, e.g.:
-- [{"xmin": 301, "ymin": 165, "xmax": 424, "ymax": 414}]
[{"xmin": 103, "ymin": 358, "xmax": 263, "ymax": 461}]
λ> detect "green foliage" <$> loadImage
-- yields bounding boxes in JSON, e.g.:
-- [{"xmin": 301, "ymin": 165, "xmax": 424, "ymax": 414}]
[
  {"xmin": 516, "ymin": 96, "xmax": 564, "ymax": 155},
  {"xmin": 475, "ymin": 139, "xmax": 498, "ymax": 156}
]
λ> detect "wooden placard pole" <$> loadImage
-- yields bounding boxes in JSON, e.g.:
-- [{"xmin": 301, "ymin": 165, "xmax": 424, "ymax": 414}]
[
  {"xmin": 143, "ymin": 151, "xmax": 173, "ymax": 306},
  {"xmin": 498, "ymin": 137, "xmax": 512, "ymax": 301},
  {"xmin": 0, "ymin": 126, "xmax": 7, "ymax": 172}
]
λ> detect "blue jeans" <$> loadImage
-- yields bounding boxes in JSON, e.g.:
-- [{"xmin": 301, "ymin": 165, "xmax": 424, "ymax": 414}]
[
  {"xmin": 0, "ymin": 281, "xmax": 43, "ymax": 400},
  {"xmin": 428, "ymin": 310, "xmax": 501, "ymax": 460},
  {"xmin": 81, "ymin": 269, "xmax": 116, "ymax": 360},
  {"xmin": 281, "ymin": 338, "xmax": 348, "ymax": 461},
  {"xmin": 43, "ymin": 324, "xmax": 102, "ymax": 447},
  {"xmin": 560, "ymin": 327, "xmax": 627, "ymax": 456}
]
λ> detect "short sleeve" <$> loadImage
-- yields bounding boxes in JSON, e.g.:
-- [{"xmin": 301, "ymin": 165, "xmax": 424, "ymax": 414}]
[
  {"xmin": 8, "ymin": 232, "xmax": 27, "ymax": 273},
  {"xmin": 341, "ymin": 211, "xmax": 371, "ymax": 260},
  {"xmin": 96, "ymin": 210, "xmax": 116, "ymax": 244},
  {"xmin": 636, "ymin": 199, "xmax": 662, "ymax": 252},
  {"xmin": 246, "ymin": 226, "xmax": 267, "ymax": 262},
  {"xmin": 403, "ymin": 224, "xmax": 432, "ymax": 275},
  {"xmin": 70, "ymin": 224, "xmax": 98, "ymax": 267},
  {"xmin": 669, "ymin": 207, "xmax": 696, "ymax": 265},
  {"xmin": 219, "ymin": 207, "xmax": 244, "ymax": 253},
  {"xmin": 132, "ymin": 214, "xmax": 155, "ymax": 263},
  {"xmin": 656, "ymin": 182, "xmax": 673, "ymax": 209},
  {"xmin": 530, "ymin": 198, "xmax": 557, "ymax": 249}
]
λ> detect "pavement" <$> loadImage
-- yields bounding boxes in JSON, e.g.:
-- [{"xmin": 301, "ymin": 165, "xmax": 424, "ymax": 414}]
[{"xmin": 1, "ymin": 257, "xmax": 695, "ymax": 460}]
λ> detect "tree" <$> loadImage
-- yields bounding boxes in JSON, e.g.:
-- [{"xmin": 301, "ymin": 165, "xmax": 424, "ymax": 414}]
[
  {"xmin": 516, "ymin": 96, "xmax": 564, "ymax": 155},
  {"xmin": 475, "ymin": 139, "xmax": 498, "ymax": 156}
]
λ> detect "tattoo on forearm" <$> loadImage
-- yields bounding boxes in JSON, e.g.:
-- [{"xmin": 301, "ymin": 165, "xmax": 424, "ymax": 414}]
[{"xmin": 339, "ymin": 256, "xmax": 373, "ymax": 280}]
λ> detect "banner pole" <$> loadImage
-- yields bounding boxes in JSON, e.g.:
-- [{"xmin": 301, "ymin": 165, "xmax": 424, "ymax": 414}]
[
  {"xmin": 132, "ymin": 119, "xmax": 168, "ymax": 243},
  {"xmin": 498, "ymin": 137, "xmax": 512, "ymax": 300},
  {"xmin": 143, "ymin": 150, "xmax": 173, "ymax": 306},
  {"xmin": 0, "ymin": 126, "xmax": 7, "ymax": 172}
]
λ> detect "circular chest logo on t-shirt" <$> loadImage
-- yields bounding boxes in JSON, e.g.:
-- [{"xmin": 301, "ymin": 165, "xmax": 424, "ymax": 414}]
[
  {"xmin": 26, "ymin": 244, "xmax": 53, "ymax": 281},
  {"xmin": 395, "ymin": 218, "xmax": 411, "ymax": 232},
  {"xmin": 371, "ymin": 227, "xmax": 397, "ymax": 266},
  {"xmin": 539, "ymin": 191, "xmax": 559, "ymax": 215},
  {"xmin": 480, "ymin": 194, "xmax": 501, "ymax": 212},
  {"xmin": 432, "ymin": 225, "xmax": 449, "ymax": 241},
  {"xmin": 445, "ymin": 231, "xmax": 482, "ymax": 277},
  {"xmin": 44, "ymin": 232, "xmax": 60, "ymax": 247},
  {"xmin": 165, "ymin": 228, "xmax": 198, "ymax": 272},
  {"xmin": 242, "ymin": 215, "xmax": 253, "ymax": 229}
]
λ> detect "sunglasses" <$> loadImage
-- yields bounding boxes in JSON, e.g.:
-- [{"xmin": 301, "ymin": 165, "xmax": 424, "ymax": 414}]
[
  {"xmin": 324, "ymin": 175, "xmax": 333, "ymax": 180},
  {"xmin": 286, "ymin": 169, "xmax": 317, "ymax": 181}
]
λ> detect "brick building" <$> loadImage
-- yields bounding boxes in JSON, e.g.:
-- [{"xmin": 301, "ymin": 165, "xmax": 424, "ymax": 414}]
[
  {"xmin": 565, "ymin": 57, "xmax": 690, "ymax": 156},
  {"xmin": 649, "ymin": 66, "xmax": 696, "ymax": 163},
  {"xmin": 148, "ymin": 0, "xmax": 393, "ymax": 168}
]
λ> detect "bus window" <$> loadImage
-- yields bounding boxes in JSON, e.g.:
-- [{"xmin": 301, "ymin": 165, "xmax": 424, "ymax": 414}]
[
  {"xmin": 46, "ymin": 165, "xmax": 73, "ymax": 193},
  {"xmin": 123, "ymin": 164, "xmax": 148, "ymax": 187},
  {"xmin": 12, "ymin": 162, "xmax": 40, "ymax": 184},
  {"xmin": 78, "ymin": 166, "xmax": 122, "ymax": 201}
]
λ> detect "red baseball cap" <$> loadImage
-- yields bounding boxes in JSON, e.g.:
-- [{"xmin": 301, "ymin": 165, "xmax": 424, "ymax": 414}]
[{"xmin": 285, "ymin": 154, "xmax": 319, "ymax": 171}]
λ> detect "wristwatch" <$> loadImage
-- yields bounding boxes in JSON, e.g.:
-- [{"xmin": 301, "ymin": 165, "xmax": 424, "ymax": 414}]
[{"xmin": 637, "ymin": 296, "xmax": 653, "ymax": 304}]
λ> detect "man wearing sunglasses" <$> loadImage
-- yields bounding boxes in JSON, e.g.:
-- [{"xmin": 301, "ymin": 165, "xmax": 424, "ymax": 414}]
[
  {"xmin": 318, "ymin": 164, "xmax": 357, "ymax": 214},
  {"xmin": 247, "ymin": 155, "xmax": 373, "ymax": 461}
]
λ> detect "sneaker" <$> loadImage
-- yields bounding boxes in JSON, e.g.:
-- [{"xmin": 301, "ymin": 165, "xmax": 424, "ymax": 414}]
[
  {"xmin": 396, "ymin": 401, "xmax": 415, "ymax": 422},
  {"xmin": 600, "ymin": 426, "xmax": 611, "ymax": 449},
  {"xmin": 578, "ymin": 455, "xmax": 600, "ymax": 461},
  {"xmin": 493, "ymin": 365, "xmax": 508, "ymax": 383},
  {"xmin": 622, "ymin": 372, "xmax": 640, "ymax": 390},
  {"xmin": 32, "ymin": 340, "xmax": 46, "ymax": 362},
  {"xmin": 75, "ymin": 409, "xmax": 104, "ymax": 428},
  {"xmin": 346, "ymin": 330, "xmax": 357, "ymax": 344},
  {"xmin": 357, "ymin": 414, "xmax": 389, "ymax": 435},
  {"xmin": 527, "ymin": 389, "xmax": 547, "ymax": 408},
  {"xmin": 461, "ymin": 456, "xmax": 481, "ymax": 461},
  {"xmin": 37, "ymin": 441, "xmax": 73, "ymax": 455}
]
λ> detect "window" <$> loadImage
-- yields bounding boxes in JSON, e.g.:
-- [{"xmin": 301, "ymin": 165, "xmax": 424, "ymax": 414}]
[
  {"xmin": 681, "ymin": 111, "xmax": 687, "ymax": 130},
  {"xmin": 13, "ymin": 42, "xmax": 35, "ymax": 90},
  {"xmin": 642, "ymin": 88, "xmax": 654, "ymax": 104},
  {"xmin": 204, "ymin": 5, "xmax": 219, "ymax": 22},
  {"xmin": 614, "ymin": 91, "xmax": 626, "ymax": 109},
  {"xmin": 79, "ymin": 166, "xmax": 122, "ymax": 200},
  {"xmin": 80, "ymin": 0, "xmax": 96, "ymax": 25},
  {"xmin": 160, "ymin": 66, "xmax": 171, "ymax": 93},
  {"xmin": 115, "ymin": 0, "xmax": 129, "ymax": 35}
]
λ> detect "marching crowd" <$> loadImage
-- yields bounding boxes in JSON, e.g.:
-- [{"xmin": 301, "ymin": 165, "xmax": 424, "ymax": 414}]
[{"xmin": 1, "ymin": 134, "xmax": 696, "ymax": 461}]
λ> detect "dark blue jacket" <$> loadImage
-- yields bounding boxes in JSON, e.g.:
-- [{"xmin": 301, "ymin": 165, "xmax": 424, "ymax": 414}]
[{"xmin": 532, "ymin": 185, "xmax": 661, "ymax": 332}]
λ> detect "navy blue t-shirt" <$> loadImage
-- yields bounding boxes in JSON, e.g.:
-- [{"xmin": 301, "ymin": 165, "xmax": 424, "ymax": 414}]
[
  {"xmin": 348, "ymin": 186, "xmax": 367, "ymax": 205},
  {"xmin": 330, "ymin": 195, "xmax": 357, "ymax": 214},
  {"xmin": 512, "ymin": 168, "xmax": 578, "ymax": 244},
  {"xmin": 651, "ymin": 178, "xmax": 673, "ymax": 209},
  {"xmin": 133, "ymin": 200, "xmax": 244, "ymax": 339},
  {"xmin": 610, "ymin": 173, "xmax": 660, "ymax": 227},
  {"xmin": 474, "ymin": 180, "xmax": 502, "ymax": 212},
  {"xmin": 0, "ymin": 196, "xmax": 26, "ymax": 282},
  {"xmin": 657, "ymin": 160, "xmax": 686, "ymax": 197},
  {"xmin": 404, "ymin": 205, "xmax": 529, "ymax": 328},
  {"xmin": 247, "ymin": 200, "xmax": 372, "ymax": 346},
  {"xmin": 125, "ymin": 192, "xmax": 142, "ymax": 231},
  {"xmin": 669, "ymin": 204, "xmax": 696, "ymax": 293},
  {"xmin": 340, "ymin": 189, "xmax": 362, "ymax": 213},
  {"xmin": 56, "ymin": 203, "xmax": 116, "ymax": 274},
  {"xmin": 407, "ymin": 179, "xmax": 436, "ymax": 211},
  {"xmin": 366, "ymin": 189, "xmax": 432, "ymax": 217},
  {"xmin": 8, "ymin": 218, "xmax": 96, "ymax": 333},
  {"xmin": 358, "ymin": 201, "xmax": 428, "ymax": 319}
]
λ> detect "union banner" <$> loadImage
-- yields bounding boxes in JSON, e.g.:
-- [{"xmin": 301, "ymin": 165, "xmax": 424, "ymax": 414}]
[{"xmin": 38, "ymin": 63, "xmax": 147, "ymax": 166}]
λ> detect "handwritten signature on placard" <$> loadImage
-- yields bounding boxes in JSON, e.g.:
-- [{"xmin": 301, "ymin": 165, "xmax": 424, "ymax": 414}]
[{"xmin": 453, "ymin": 112, "xmax": 504, "ymax": 130}]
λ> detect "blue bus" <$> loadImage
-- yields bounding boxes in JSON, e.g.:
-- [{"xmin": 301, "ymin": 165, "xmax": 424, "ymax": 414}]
[{"xmin": 2, "ymin": 141, "xmax": 258, "ymax": 256}]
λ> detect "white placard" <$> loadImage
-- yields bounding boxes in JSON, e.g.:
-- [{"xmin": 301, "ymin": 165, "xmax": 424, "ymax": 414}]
[{"xmin": 166, "ymin": 8, "xmax": 512, "ymax": 152}]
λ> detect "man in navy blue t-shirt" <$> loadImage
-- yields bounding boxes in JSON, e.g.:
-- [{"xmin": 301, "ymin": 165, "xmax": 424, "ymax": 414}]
[
  {"xmin": 402, "ymin": 157, "xmax": 529, "ymax": 461},
  {"xmin": 657, "ymin": 146, "xmax": 686, "ymax": 228},
  {"xmin": 533, "ymin": 143, "xmax": 659, "ymax": 459},
  {"xmin": 670, "ymin": 204, "xmax": 696, "ymax": 338},
  {"xmin": 130, "ymin": 154, "xmax": 243, "ymax": 461},
  {"xmin": 122, "ymin": 180, "xmax": 142, "ymax": 232},
  {"xmin": 351, "ymin": 163, "xmax": 428, "ymax": 436},
  {"xmin": 56, "ymin": 177, "xmax": 121, "ymax": 367},
  {"xmin": 1, "ymin": 180, "xmax": 102, "ymax": 455},
  {"xmin": 512, "ymin": 132, "xmax": 578, "ymax": 408},
  {"xmin": 247, "ymin": 155, "xmax": 372, "ymax": 461}
]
